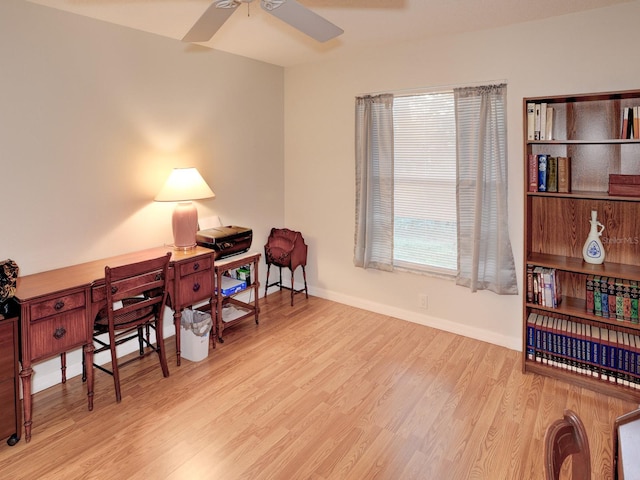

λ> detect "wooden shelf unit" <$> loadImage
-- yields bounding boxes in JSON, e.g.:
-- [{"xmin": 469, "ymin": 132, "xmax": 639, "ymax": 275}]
[
  {"xmin": 523, "ymin": 89, "xmax": 640, "ymax": 403},
  {"xmin": 213, "ymin": 252, "xmax": 261, "ymax": 342}
]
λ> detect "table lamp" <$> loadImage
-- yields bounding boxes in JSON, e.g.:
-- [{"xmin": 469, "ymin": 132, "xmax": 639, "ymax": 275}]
[{"xmin": 155, "ymin": 167, "xmax": 215, "ymax": 250}]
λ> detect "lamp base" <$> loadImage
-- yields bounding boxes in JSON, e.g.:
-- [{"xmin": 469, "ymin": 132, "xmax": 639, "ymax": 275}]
[
  {"xmin": 172, "ymin": 202, "xmax": 199, "ymax": 251},
  {"xmin": 173, "ymin": 244, "xmax": 197, "ymax": 252}
]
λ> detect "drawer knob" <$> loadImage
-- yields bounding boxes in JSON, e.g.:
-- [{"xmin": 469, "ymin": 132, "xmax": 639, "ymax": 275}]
[
  {"xmin": 155, "ymin": 273, "xmax": 162, "ymax": 281},
  {"xmin": 193, "ymin": 262, "xmax": 200, "ymax": 271},
  {"xmin": 54, "ymin": 301, "xmax": 65, "ymax": 311},
  {"xmin": 192, "ymin": 282, "xmax": 201, "ymax": 292},
  {"xmin": 53, "ymin": 327, "xmax": 67, "ymax": 340},
  {"xmin": 111, "ymin": 286, "xmax": 118, "ymax": 295}
]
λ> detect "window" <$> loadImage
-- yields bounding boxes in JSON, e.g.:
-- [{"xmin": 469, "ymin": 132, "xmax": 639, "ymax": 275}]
[
  {"xmin": 355, "ymin": 84, "xmax": 517, "ymax": 294},
  {"xmin": 393, "ymin": 92, "xmax": 457, "ymax": 274}
]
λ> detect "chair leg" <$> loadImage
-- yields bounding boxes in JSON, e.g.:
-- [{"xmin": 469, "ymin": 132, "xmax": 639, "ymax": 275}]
[
  {"xmin": 265, "ymin": 263, "xmax": 271, "ymax": 298},
  {"xmin": 109, "ymin": 337, "xmax": 122, "ymax": 403},
  {"xmin": 138, "ymin": 326, "xmax": 145, "ymax": 355},
  {"xmin": 290, "ymin": 268, "xmax": 295, "ymax": 306},
  {"xmin": 278, "ymin": 266, "xmax": 283, "ymax": 291},
  {"xmin": 155, "ymin": 319, "xmax": 170, "ymax": 378},
  {"xmin": 302, "ymin": 265, "xmax": 308, "ymax": 299}
]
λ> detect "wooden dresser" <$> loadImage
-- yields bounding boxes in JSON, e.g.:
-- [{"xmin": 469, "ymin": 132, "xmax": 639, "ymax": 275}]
[{"xmin": 0, "ymin": 314, "xmax": 21, "ymax": 446}]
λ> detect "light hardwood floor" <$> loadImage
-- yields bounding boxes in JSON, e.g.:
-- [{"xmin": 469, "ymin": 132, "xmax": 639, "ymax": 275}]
[{"xmin": 0, "ymin": 292, "xmax": 635, "ymax": 479}]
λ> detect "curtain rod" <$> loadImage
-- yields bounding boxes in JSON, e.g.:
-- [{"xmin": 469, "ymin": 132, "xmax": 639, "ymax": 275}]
[{"xmin": 358, "ymin": 79, "xmax": 508, "ymax": 98}]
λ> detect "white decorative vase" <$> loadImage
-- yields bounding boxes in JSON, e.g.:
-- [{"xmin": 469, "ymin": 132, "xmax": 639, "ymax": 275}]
[{"xmin": 582, "ymin": 210, "xmax": 605, "ymax": 264}]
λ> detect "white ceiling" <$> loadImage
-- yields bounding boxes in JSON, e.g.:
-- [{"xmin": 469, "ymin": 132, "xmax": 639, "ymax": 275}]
[{"xmin": 26, "ymin": 0, "xmax": 633, "ymax": 67}]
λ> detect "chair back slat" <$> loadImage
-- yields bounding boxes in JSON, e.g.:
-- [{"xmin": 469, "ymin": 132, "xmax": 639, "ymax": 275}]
[
  {"xmin": 104, "ymin": 253, "xmax": 171, "ymax": 329},
  {"xmin": 544, "ymin": 409, "xmax": 591, "ymax": 480}
]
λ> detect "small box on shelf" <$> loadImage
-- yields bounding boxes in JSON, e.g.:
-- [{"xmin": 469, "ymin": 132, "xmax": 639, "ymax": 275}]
[
  {"xmin": 609, "ymin": 175, "xmax": 640, "ymax": 197},
  {"xmin": 216, "ymin": 276, "xmax": 247, "ymax": 296}
]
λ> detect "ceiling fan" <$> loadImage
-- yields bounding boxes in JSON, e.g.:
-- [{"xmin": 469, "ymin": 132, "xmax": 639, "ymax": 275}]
[{"xmin": 182, "ymin": 0, "xmax": 344, "ymax": 43}]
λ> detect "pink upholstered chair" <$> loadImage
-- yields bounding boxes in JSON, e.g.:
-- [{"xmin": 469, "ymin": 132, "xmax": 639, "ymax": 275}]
[{"xmin": 264, "ymin": 228, "xmax": 308, "ymax": 306}]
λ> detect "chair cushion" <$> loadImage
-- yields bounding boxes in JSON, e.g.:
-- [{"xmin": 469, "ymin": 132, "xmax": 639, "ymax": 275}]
[{"xmin": 265, "ymin": 236, "xmax": 295, "ymax": 266}]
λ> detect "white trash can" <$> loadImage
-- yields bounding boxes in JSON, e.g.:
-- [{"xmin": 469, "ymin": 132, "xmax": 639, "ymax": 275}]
[{"xmin": 180, "ymin": 309, "xmax": 212, "ymax": 362}]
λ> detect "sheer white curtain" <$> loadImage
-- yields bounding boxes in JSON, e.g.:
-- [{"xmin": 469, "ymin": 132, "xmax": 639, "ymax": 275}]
[
  {"xmin": 354, "ymin": 94, "xmax": 394, "ymax": 271},
  {"xmin": 454, "ymin": 84, "xmax": 518, "ymax": 294}
]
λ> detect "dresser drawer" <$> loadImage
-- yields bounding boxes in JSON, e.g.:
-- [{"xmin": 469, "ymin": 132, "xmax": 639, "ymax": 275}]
[
  {"xmin": 178, "ymin": 256, "xmax": 212, "ymax": 278},
  {"xmin": 29, "ymin": 309, "xmax": 88, "ymax": 361},
  {"xmin": 176, "ymin": 270, "xmax": 213, "ymax": 305},
  {"xmin": 29, "ymin": 291, "xmax": 86, "ymax": 321}
]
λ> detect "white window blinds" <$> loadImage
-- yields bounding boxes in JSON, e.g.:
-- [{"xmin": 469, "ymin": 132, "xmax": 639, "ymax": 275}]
[{"xmin": 393, "ymin": 92, "xmax": 457, "ymax": 273}]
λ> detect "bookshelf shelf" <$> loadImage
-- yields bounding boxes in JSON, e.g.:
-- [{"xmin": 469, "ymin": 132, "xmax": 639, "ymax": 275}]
[
  {"xmin": 530, "ymin": 139, "xmax": 640, "ymax": 145},
  {"xmin": 523, "ymin": 89, "xmax": 640, "ymax": 402},
  {"xmin": 527, "ymin": 191, "xmax": 640, "ymax": 202}
]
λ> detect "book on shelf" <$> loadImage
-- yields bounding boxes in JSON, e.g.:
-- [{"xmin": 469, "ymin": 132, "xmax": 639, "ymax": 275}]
[
  {"xmin": 621, "ymin": 106, "xmax": 640, "ymax": 139},
  {"xmin": 526, "ymin": 310, "xmax": 640, "ymax": 387},
  {"xmin": 586, "ymin": 275, "xmax": 595, "ymax": 314},
  {"xmin": 547, "ymin": 157, "xmax": 557, "ymax": 192},
  {"xmin": 600, "ymin": 275, "xmax": 610, "ymax": 319},
  {"xmin": 584, "ymin": 275, "xmax": 639, "ymax": 324},
  {"xmin": 631, "ymin": 281, "xmax": 639, "ymax": 323},
  {"xmin": 528, "ymin": 154, "xmax": 538, "ymax": 192},
  {"xmin": 593, "ymin": 275, "xmax": 602, "ymax": 316},
  {"xmin": 527, "ymin": 103, "xmax": 535, "ymax": 141},
  {"xmin": 534, "ymin": 103, "xmax": 542, "ymax": 140},
  {"xmin": 538, "ymin": 154, "xmax": 548, "ymax": 192},
  {"xmin": 557, "ymin": 156, "xmax": 571, "ymax": 193},
  {"xmin": 545, "ymin": 106, "xmax": 553, "ymax": 140},
  {"xmin": 526, "ymin": 266, "xmax": 561, "ymax": 308},
  {"xmin": 539, "ymin": 103, "xmax": 547, "ymax": 140},
  {"xmin": 622, "ymin": 107, "xmax": 630, "ymax": 139}
]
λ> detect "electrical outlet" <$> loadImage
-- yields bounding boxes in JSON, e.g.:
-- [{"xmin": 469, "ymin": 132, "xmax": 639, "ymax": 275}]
[{"xmin": 419, "ymin": 293, "xmax": 428, "ymax": 309}]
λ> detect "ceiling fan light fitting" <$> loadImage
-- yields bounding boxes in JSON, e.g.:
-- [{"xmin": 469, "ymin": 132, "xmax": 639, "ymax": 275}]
[{"xmin": 262, "ymin": 0, "xmax": 286, "ymax": 11}]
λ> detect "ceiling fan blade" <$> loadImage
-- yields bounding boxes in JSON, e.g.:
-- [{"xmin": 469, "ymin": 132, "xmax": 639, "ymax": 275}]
[
  {"xmin": 261, "ymin": 0, "xmax": 344, "ymax": 43},
  {"xmin": 182, "ymin": 1, "xmax": 239, "ymax": 43}
]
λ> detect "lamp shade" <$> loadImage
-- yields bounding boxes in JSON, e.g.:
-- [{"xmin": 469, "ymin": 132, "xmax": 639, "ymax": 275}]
[
  {"xmin": 155, "ymin": 167, "xmax": 215, "ymax": 250},
  {"xmin": 155, "ymin": 167, "xmax": 215, "ymax": 202}
]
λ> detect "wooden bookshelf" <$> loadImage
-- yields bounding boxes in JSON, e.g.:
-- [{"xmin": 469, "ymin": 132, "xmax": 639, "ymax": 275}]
[{"xmin": 523, "ymin": 89, "xmax": 640, "ymax": 402}]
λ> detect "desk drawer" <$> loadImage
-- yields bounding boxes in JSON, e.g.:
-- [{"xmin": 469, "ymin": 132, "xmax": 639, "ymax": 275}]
[
  {"xmin": 178, "ymin": 257, "xmax": 212, "ymax": 278},
  {"xmin": 29, "ymin": 309, "xmax": 87, "ymax": 361},
  {"xmin": 29, "ymin": 291, "xmax": 86, "ymax": 321},
  {"xmin": 176, "ymin": 270, "xmax": 213, "ymax": 305}
]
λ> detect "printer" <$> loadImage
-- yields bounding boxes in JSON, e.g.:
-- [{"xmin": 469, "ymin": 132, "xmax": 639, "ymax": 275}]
[{"xmin": 196, "ymin": 225, "xmax": 253, "ymax": 259}]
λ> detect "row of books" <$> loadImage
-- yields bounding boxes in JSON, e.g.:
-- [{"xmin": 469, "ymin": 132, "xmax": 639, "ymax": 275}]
[
  {"xmin": 526, "ymin": 102, "xmax": 554, "ymax": 141},
  {"xmin": 526, "ymin": 312, "xmax": 640, "ymax": 388},
  {"xmin": 528, "ymin": 154, "xmax": 571, "ymax": 193},
  {"xmin": 586, "ymin": 275, "xmax": 639, "ymax": 322},
  {"xmin": 526, "ymin": 265, "xmax": 562, "ymax": 308},
  {"xmin": 621, "ymin": 106, "xmax": 640, "ymax": 139}
]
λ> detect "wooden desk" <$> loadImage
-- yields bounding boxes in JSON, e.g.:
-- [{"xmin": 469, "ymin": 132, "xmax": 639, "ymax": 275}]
[
  {"xmin": 214, "ymin": 252, "xmax": 260, "ymax": 342},
  {"xmin": 14, "ymin": 246, "xmax": 215, "ymax": 442}
]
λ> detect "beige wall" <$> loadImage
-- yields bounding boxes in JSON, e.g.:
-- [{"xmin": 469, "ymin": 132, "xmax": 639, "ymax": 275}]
[
  {"xmin": 283, "ymin": 1, "xmax": 640, "ymax": 350},
  {"xmin": 1, "ymin": 0, "xmax": 284, "ymax": 390}
]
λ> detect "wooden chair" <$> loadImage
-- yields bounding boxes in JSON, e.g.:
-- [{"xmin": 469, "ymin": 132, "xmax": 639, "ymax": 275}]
[
  {"xmin": 264, "ymin": 227, "xmax": 308, "ymax": 306},
  {"xmin": 91, "ymin": 253, "xmax": 172, "ymax": 403},
  {"xmin": 612, "ymin": 408, "xmax": 640, "ymax": 479},
  {"xmin": 544, "ymin": 409, "xmax": 591, "ymax": 480}
]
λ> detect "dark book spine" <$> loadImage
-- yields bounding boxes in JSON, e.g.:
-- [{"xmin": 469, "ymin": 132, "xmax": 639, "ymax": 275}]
[{"xmin": 537, "ymin": 154, "xmax": 548, "ymax": 192}]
